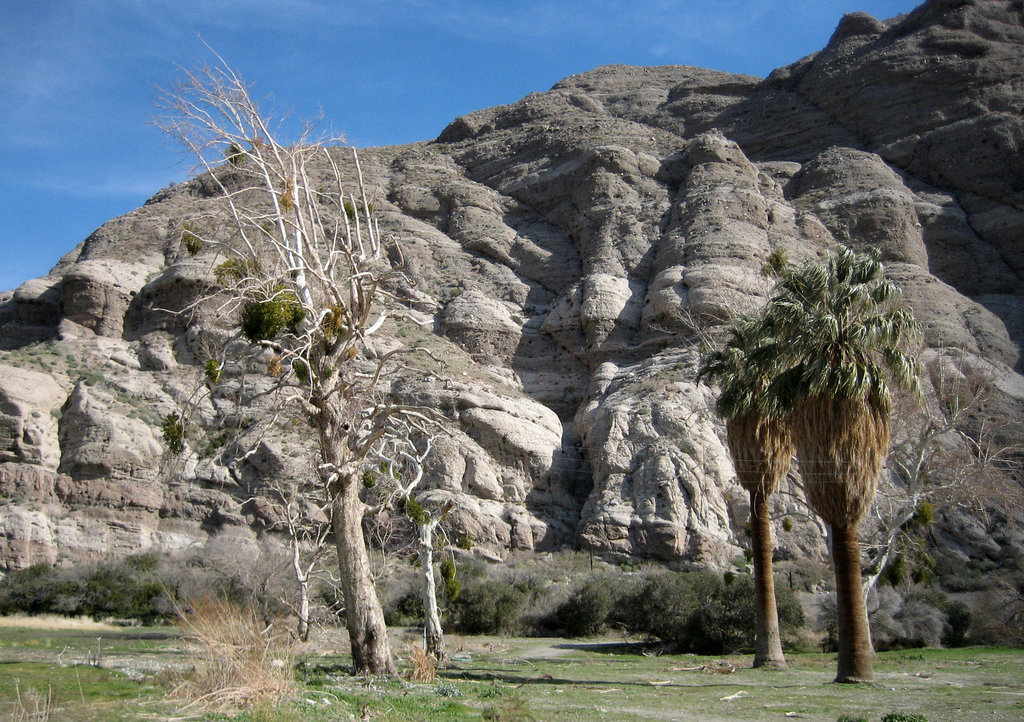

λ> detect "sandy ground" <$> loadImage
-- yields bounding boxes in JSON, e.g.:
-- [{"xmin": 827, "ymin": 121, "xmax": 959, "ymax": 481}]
[{"xmin": 0, "ymin": 614, "xmax": 122, "ymax": 631}]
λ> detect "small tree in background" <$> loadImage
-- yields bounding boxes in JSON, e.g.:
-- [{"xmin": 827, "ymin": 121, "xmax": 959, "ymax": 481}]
[
  {"xmin": 264, "ymin": 477, "xmax": 333, "ymax": 643},
  {"xmin": 866, "ymin": 352, "xmax": 1024, "ymax": 593},
  {"xmin": 375, "ymin": 431, "xmax": 457, "ymax": 662},
  {"xmin": 157, "ymin": 53, "xmax": 437, "ymax": 676}
]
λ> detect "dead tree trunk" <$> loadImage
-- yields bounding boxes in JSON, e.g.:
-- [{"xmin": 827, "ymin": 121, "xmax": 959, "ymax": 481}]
[
  {"xmin": 418, "ymin": 520, "xmax": 445, "ymax": 662},
  {"xmin": 332, "ymin": 474, "xmax": 396, "ymax": 676}
]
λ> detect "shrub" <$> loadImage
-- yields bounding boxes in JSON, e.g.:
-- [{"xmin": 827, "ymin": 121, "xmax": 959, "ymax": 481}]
[
  {"xmin": 966, "ymin": 576, "xmax": 1024, "ymax": 647},
  {"xmin": 224, "ymin": 142, "xmax": 246, "ymax": 167},
  {"xmin": 384, "ymin": 592, "xmax": 424, "ymax": 626},
  {"xmin": 167, "ymin": 595, "xmax": 294, "ymax": 712},
  {"xmin": 204, "ymin": 359, "xmax": 222, "ymax": 384},
  {"xmin": 824, "ymin": 586, "xmax": 953, "ymax": 652},
  {"xmin": 0, "ymin": 564, "xmax": 71, "ymax": 615},
  {"xmin": 451, "ymin": 579, "xmax": 526, "ymax": 635},
  {"xmin": 615, "ymin": 570, "xmax": 804, "ymax": 654},
  {"xmin": 555, "ymin": 576, "xmax": 617, "ymax": 637},
  {"xmin": 943, "ymin": 600, "xmax": 971, "ymax": 647},
  {"xmin": 80, "ymin": 565, "xmax": 136, "ymax": 620},
  {"xmin": 881, "ymin": 713, "xmax": 928, "ymax": 722},
  {"xmin": 161, "ymin": 413, "xmax": 187, "ymax": 454},
  {"xmin": 181, "ymin": 223, "xmax": 203, "ymax": 256},
  {"xmin": 0, "ymin": 558, "xmax": 171, "ymax": 623},
  {"xmin": 214, "ymin": 257, "xmax": 262, "ymax": 286}
]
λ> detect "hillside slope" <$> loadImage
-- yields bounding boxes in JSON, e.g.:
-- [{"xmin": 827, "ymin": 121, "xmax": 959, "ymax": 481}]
[{"xmin": 1, "ymin": 0, "xmax": 1022, "ymax": 571}]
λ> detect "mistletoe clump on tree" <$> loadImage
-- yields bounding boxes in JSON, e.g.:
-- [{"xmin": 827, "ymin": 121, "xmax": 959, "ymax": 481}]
[{"xmin": 157, "ymin": 54, "xmax": 436, "ymax": 676}]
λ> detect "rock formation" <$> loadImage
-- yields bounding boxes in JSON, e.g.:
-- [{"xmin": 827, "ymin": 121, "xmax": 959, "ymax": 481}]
[{"xmin": 1, "ymin": 0, "xmax": 1022, "ymax": 571}]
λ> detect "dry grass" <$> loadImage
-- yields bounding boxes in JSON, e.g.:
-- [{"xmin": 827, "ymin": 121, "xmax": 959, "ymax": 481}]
[
  {"xmin": 0, "ymin": 614, "xmax": 119, "ymax": 631},
  {"xmin": 11, "ymin": 680, "xmax": 53, "ymax": 722},
  {"xmin": 166, "ymin": 595, "xmax": 295, "ymax": 713},
  {"xmin": 407, "ymin": 645, "xmax": 437, "ymax": 682}
]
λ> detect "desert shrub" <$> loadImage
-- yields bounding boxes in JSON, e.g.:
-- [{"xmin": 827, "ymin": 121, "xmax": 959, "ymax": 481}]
[
  {"xmin": 161, "ymin": 412, "xmax": 187, "ymax": 454},
  {"xmin": 173, "ymin": 540, "xmax": 296, "ymax": 628},
  {"xmin": 167, "ymin": 594, "xmax": 294, "ymax": 712},
  {"xmin": 0, "ymin": 564, "xmax": 73, "ymax": 615},
  {"xmin": 554, "ymin": 575, "xmax": 618, "ymax": 637},
  {"xmin": 79, "ymin": 565, "xmax": 139, "ymax": 619},
  {"xmin": 967, "ymin": 574, "xmax": 1024, "ymax": 647},
  {"xmin": 124, "ymin": 552, "xmax": 161, "ymax": 573},
  {"xmin": 615, "ymin": 570, "xmax": 804, "ymax": 654},
  {"xmin": 943, "ymin": 600, "xmax": 971, "ymax": 647},
  {"xmin": 0, "ymin": 557, "xmax": 171, "ymax": 623},
  {"xmin": 613, "ymin": 570, "xmax": 692, "ymax": 639},
  {"xmin": 482, "ymin": 695, "xmax": 536, "ymax": 721},
  {"xmin": 384, "ymin": 591, "xmax": 424, "ymax": 626},
  {"xmin": 821, "ymin": 587, "xmax": 954, "ymax": 652},
  {"xmin": 451, "ymin": 579, "xmax": 526, "ymax": 635},
  {"xmin": 892, "ymin": 599, "xmax": 945, "ymax": 649},
  {"xmin": 881, "ymin": 713, "xmax": 928, "ymax": 722}
]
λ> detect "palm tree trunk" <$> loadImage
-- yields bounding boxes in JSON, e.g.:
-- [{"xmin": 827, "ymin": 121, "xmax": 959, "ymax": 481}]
[
  {"xmin": 332, "ymin": 476, "xmax": 396, "ymax": 676},
  {"xmin": 750, "ymin": 489, "xmax": 787, "ymax": 669},
  {"xmin": 831, "ymin": 522, "xmax": 875, "ymax": 682}
]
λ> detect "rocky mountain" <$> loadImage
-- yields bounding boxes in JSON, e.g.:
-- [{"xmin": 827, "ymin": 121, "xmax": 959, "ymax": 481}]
[{"xmin": 1, "ymin": 0, "xmax": 1022, "ymax": 572}]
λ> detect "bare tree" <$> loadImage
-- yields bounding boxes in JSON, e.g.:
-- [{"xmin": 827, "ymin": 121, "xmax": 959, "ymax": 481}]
[
  {"xmin": 262, "ymin": 479, "xmax": 332, "ymax": 642},
  {"xmin": 865, "ymin": 351, "xmax": 1024, "ymax": 593},
  {"xmin": 375, "ymin": 432, "xmax": 455, "ymax": 662},
  {"xmin": 157, "ymin": 54, "xmax": 435, "ymax": 676}
]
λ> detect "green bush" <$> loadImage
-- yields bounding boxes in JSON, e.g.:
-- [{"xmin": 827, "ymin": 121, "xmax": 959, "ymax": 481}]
[
  {"xmin": 161, "ymin": 413, "xmax": 187, "ymax": 454},
  {"xmin": 0, "ymin": 564, "xmax": 73, "ymax": 615},
  {"xmin": 0, "ymin": 557, "xmax": 170, "ymax": 623},
  {"xmin": 555, "ymin": 576, "xmax": 618, "ymax": 637},
  {"xmin": 881, "ymin": 713, "xmax": 928, "ymax": 722},
  {"xmin": 943, "ymin": 600, "xmax": 971, "ymax": 647},
  {"xmin": 384, "ymin": 592, "xmax": 424, "ymax": 626},
  {"xmin": 181, "ymin": 224, "xmax": 203, "ymax": 256},
  {"xmin": 451, "ymin": 579, "xmax": 526, "ymax": 635},
  {"xmin": 615, "ymin": 570, "xmax": 804, "ymax": 654}
]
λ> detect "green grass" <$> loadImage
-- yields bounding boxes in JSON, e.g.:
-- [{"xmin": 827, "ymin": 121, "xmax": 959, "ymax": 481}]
[
  {"xmin": 0, "ymin": 622, "xmax": 1022, "ymax": 721},
  {"xmin": 0, "ymin": 662, "xmax": 170, "ymax": 721}
]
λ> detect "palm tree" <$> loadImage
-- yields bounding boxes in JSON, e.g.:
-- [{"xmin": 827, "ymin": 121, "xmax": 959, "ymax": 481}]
[
  {"xmin": 700, "ymin": 312, "xmax": 793, "ymax": 669},
  {"xmin": 764, "ymin": 245, "xmax": 920, "ymax": 683}
]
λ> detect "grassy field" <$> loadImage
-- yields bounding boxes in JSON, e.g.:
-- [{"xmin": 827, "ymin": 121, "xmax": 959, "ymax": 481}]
[{"xmin": 0, "ymin": 617, "xmax": 1022, "ymax": 720}]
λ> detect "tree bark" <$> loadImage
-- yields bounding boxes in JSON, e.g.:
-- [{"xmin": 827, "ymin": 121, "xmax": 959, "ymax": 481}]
[
  {"xmin": 418, "ymin": 522, "xmax": 445, "ymax": 662},
  {"xmin": 332, "ymin": 476, "xmax": 396, "ymax": 676},
  {"xmin": 290, "ymin": 536, "xmax": 311, "ymax": 642},
  {"xmin": 831, "ymin": 522, "xmax": 875, "ymax": 682},
  {"xmin": 750, "ymin": 489, "xmax": 787, "ymax": 669},
  {"xmin": 297, "ymin": 577, "xmax": 310, "ymax": 642}
]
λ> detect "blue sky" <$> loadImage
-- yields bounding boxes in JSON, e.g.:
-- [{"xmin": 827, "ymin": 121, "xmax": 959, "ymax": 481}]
[{"xmin": 0, "ymin": 0, "xmax": 919, "ymax": 293}]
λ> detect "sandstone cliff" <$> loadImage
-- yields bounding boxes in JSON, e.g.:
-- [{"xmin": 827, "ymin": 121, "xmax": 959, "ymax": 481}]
[{"xmin": 1, "ymin": 0, "xmax": 1022, "ymax": 571}]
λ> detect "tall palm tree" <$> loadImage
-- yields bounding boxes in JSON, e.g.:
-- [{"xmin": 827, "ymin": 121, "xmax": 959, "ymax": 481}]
[
  {"xmin": 700, "ymin": 312, "xmax": 793, "ymax": 669},
  {"xmin": 764, "ymin": 245, "xmax": 920, "ymax": 683}
]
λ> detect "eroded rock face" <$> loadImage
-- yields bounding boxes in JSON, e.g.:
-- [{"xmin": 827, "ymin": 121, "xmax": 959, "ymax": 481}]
[
  {"xmin": 575, "ymin": 353, "xmax": 737, "ymax": 562},
  {"xmin": 0, "ymin": 0, "xmax": 1022, "ymax": 570},
  {"xmin": 0, "ymin": 365, "xmax": 64, "ymax": 468}
]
